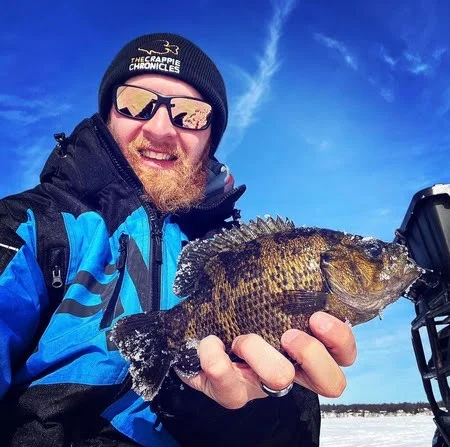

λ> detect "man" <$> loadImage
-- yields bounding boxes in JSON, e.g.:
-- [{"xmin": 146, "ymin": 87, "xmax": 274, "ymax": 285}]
[{"xmin": 0, "ymin": 33, "xmax": 356, "ymax": 446}]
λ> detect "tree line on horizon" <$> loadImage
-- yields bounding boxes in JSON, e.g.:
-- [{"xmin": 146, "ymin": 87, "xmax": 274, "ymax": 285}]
[{"xmin": 320, "ymin": 402, "xmax": 438, "ymax": 414}]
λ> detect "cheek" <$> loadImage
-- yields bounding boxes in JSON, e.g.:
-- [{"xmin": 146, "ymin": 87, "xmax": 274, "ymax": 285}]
[
  {"xmin": 179, "ymin": 131, "xmax": 210, "ymax": 164},
  {"xmin": 109, "ymin": 112, "xmax": 141, "ymax": 148}
]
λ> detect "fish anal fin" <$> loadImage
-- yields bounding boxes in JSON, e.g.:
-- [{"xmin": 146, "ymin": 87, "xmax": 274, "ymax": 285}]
[
  {"xmin": 130, "ymin": 355, "xmax": 172, "ymax": 402},
  {"xmin": 174, "ymin": 339, "xmax": 202, "ymax": 378},
  {"xmin": 280, "ymin": 290, "xmax": 329, "ymax": 315},
  {"xmin": 111, "ymin": 312, "xmax": 173, "ymax": 402}
]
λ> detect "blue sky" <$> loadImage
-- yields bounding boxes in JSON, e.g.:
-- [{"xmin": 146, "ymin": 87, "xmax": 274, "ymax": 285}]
[{"xmin": 1, "ymin": 0, "xmax": 449, "ymax": 404}]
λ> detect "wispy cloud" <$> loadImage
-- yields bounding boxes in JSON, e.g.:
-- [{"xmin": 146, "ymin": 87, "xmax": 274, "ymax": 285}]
[
  {"xmin": 0, "ymin": 110, "xmax": 41, "ymax": 126},
  {"xmin": 380, "ymin": 88, "xmax": 395, "ymax": 103},
  {"xmin": 16, "ymin": 138, "xmax": 53, "ymax": 190},
  {"xmin": 374, "ymin": 43, "xmax": 447, "ymax": 104},
  {"xmin": 0, "ymin": 94, "xmax": 71, "ymax": 124},
  {"xmin": 305, "ymin": 136, "xmax": 332, "ymax": 153},
  {"xmin": 378, "ymin": 46, "xmax": 447, "ymax": 77},
  {"xmin": 303, "ymin": 137, "xmax": 333, "ymax": 160},
  {"xmin": 404, "ymin": 52, "xmax": 431, "ymax": 75},
  {"xmin": 375, "ymin": 208, "xmax": 391, "ymax": 217},
  {"xmin": 395, "ymin": 1, "xmax": 448, "ymax": 77},
  {"xmin": 433, "ymin": 47, "xmax": 447, "ymax": 60},
  {"xmin": 314, "ymin": 33, "xmax": 358, "ymax": 70},
  {"xmin": 301, "ymin": 134, "xmax": 350, "ymax": 172},
  {"xmin": 375, "ymin": 39, "xmax": 448, "ymax": 109},
  {"xmin": 379, "ymin": 45, "xmax": 398, "ymax": 68},
  {"xmin": 368, "ymin": 76, "xmax": 396, "ymax": 103},
  {"xmin": 355, "ymin": 321, "xmax": 414, "ymax": 363},
  {"xmin": 220, "ymin": 0, "xmax": 296, "ymax": 158},
  {"xmin": 438, "ymin": 86, "xmax": 450, "ymax": 116}
]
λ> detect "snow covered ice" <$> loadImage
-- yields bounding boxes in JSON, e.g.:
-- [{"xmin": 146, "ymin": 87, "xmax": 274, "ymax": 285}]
[{"xmin": 320, "ymin": 415, "xmax": 436, "ymax": 447}]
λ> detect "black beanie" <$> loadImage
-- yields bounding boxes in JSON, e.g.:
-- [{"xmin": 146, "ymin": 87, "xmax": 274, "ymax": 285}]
[{"xmin": 98, "ymin": 33, "xmax": 227, "ymax": 155}]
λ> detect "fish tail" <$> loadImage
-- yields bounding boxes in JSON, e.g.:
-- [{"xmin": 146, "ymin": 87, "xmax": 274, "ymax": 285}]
[{"xmin": 111, "ymin": 311, "xmax": 173, "ymax": 402}]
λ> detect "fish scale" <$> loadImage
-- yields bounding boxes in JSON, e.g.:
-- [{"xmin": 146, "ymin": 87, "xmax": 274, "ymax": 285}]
[{"xmin": 112, "ymin": 216, "xmax": 423, "ymax": 402}]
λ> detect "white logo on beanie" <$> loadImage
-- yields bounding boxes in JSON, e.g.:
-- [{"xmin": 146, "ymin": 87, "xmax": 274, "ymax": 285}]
[{"xmin": 128, "ymin": 40, "xmax": 181, "ymax": 74}]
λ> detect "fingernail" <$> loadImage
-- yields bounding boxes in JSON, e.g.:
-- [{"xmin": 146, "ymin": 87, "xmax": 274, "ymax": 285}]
[
  {"xmin": 311, "ymin": 312, "xmax": 334, "ymax": 333},
  {"xmin": 281, "ymin": 329, "xmax": 301, "ymax": 345},
  {"xmin": 231, "ymin": 335, "xmax": 242, "ymax": 350}
]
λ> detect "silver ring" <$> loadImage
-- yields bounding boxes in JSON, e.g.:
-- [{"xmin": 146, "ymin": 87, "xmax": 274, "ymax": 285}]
[{"xmin": 261, "ymin": 381, "xmax": 294, "ymax": 398}]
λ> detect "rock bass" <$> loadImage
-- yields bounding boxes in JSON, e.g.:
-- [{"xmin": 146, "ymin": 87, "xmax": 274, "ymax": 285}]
[{"xmin": 111, "ymin": 216, "xmax": 422, "ymax": 401}]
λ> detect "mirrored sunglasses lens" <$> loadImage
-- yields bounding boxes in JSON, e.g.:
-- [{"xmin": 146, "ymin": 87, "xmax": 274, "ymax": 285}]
[
  {"xmin": 171, "ymin": 98, "xmax": 212, "ymax": 129},
  {"xmin": 116, "ymin": 86, "xmax": 158, "ymax": 119}
]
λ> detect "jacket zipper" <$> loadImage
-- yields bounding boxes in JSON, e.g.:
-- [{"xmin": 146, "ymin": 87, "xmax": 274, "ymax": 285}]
[
  {"xmin": 51, "ymin": 265, "xmax": 63, "ymax": 288},
  {"xmin": 104, "ymin": 220, "xmax": 162, "ymax": 406},
  {"xmin": 100, "ymin": 233, "xmax": 129, "ymax": 329},
  {"xmin": 146, "ymin": 205, "xmax": 165, "ymax": 312},
  {"xmin": 94, "ymin": 121, "xmax": 165, "ymax": 313}
]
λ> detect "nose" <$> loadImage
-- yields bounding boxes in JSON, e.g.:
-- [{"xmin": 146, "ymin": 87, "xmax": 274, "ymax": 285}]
[{"xmin": 141, "ymin": 105, "xmax": 177, "ymax": 141}]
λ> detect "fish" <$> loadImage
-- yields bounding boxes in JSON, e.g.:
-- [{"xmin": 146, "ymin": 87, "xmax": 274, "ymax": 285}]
[{"xmin": 111, "ymin": 216, "xmax": 422, "ymax": 402}]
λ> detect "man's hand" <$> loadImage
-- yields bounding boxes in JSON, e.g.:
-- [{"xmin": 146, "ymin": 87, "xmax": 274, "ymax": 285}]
[
  {"xmin": 282, "ymin": 311, "xmax": 357, "ymax": 398},
  {"xmin": 177, "ymin": 311, "xmax": 357, "ymax": 409}
]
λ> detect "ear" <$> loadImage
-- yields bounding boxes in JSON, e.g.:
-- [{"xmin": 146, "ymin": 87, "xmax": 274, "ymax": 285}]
[{"xmin": 106, "ymin": 106, "xmax": 115, "ymax": 126}]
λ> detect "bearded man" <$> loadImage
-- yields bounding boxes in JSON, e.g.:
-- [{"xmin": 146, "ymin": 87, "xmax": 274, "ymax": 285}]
[{"xmin": 0, "ymin": 33, "xmax": 356, "ymax": 446}]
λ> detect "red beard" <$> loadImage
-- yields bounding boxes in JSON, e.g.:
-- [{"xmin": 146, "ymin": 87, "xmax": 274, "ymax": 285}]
[{"xmin": 108, "ymin": 125, "xmax": 209, "ymax": 213}]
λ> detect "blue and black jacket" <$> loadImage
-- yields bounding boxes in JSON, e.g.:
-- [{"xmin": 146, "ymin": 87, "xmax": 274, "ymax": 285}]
[{"xmin": 0, "ymin": 114, "xmax": 320, "ymax": 447}]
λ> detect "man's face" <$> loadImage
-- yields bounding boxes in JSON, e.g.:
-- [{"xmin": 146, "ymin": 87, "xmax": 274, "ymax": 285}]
[{"xmin": 107, "ymin": 74, "xmax": 212, "ymax": 213}]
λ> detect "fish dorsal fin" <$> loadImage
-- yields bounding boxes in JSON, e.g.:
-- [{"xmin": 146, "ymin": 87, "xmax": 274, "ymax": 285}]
[{"xmin": 173, "ymin": 216, "xmax": 295, "ymax": 297}]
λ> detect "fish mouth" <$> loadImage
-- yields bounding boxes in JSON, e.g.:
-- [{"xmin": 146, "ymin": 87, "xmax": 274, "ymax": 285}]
[
  {"xmin": 405, "ymin": 257, "xmax": 425, "ymax": 282},
  {"xmin": 406, "ymin": 257, "xmax": 418, "ymax": 268},
  {"xmin": 399, "ymin": 258, "xmax": 425, "ymax": 297}
]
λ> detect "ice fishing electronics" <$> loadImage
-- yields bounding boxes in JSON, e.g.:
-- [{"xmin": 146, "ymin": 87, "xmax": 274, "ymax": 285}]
[{"xmin": 395, "ymin": 183, "xmax": 450, "ymax": 445}]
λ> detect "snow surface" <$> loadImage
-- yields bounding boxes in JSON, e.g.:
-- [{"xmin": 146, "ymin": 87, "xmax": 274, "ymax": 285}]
[{"xmin": 320, "ymin": 415, "xmax": 436, "ymax": 446}]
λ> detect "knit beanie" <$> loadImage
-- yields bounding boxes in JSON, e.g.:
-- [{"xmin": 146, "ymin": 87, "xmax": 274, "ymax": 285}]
[{"xmin": 98, "ymin": 33, "xmax": 228, "ymax": 155}]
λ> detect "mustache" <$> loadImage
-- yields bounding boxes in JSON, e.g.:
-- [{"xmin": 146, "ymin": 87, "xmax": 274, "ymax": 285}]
[{"xmin": 129, "ymin": 136, "xmax": 180, "ymax": 157}]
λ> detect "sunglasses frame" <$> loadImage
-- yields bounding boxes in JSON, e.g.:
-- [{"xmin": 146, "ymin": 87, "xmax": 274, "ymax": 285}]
[{"xmin": 113, "ymin": 84, "xmax": 213, "ymax": 131}]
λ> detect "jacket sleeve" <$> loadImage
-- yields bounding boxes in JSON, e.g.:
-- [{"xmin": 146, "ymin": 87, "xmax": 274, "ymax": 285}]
[
  {"xmin": 0, "ymin": 218, "xmax": 48, "ymax": 398},
  {"xmin": 150, "ymin": 370, "xmax": 321, "ymax": 447}
]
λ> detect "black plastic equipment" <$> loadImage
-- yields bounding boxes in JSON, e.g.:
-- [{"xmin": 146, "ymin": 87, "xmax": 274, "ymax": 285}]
[{"xmin": 395, "ymin": 184, "xmax": 450, "ymax": 446}]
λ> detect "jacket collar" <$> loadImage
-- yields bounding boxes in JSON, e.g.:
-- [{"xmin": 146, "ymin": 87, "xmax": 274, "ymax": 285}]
[{"xmin": 40, "ymin": 114, "xmax": 245, "ymax": 229}]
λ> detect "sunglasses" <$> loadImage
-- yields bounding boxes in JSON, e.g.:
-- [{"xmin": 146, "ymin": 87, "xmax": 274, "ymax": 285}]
[{"xmin": 114, "ymin": 84, "xmax": 213, "ymax": 131}]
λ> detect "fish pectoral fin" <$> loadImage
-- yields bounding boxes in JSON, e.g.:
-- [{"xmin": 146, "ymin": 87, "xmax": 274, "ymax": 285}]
[
  {"xmin": 132, "ymin": 355, "xmax": 173, "ymax": 402},
  {"xmin": 280, "ymin": 290, "xmax": 329, "ymax": 315}
]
